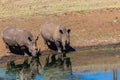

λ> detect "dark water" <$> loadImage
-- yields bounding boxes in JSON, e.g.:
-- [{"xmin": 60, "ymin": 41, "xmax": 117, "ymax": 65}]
[{"xmin": 0, "ymin": 53, "xmax": 119, "ymax": 80}]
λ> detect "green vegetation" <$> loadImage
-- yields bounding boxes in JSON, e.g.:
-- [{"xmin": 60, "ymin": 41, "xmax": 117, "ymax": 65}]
[{"xmin": 0, "ymin": 0, "xmax": 120, "ymax": 18}]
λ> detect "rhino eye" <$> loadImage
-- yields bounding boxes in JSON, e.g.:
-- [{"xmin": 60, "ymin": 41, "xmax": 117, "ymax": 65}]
[{"xmin": 28, "ymin": 37, "xmax": 32, "ymax": 41}]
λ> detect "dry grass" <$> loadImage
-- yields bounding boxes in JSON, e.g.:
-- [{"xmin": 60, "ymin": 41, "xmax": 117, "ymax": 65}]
[
  {"xmin": 0, "ymin": 0, "xmax": 120, "ymax": 54},
  {"xmin": 0, "ymin": 0, "xmax": 120, "ymax": 18}
]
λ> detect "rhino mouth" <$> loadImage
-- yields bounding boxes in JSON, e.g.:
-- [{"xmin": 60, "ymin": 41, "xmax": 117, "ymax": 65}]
[{"xmin": 33, "ymin": 49, "xmax": 41, "ymax": 57}]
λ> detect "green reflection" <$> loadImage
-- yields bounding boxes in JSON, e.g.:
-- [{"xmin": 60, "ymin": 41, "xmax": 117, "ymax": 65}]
[
  {"xmin": 42, "ymin": 53, "xmax": 73, "ymax": 80},
  {"xmin": 6, "ymin": 56, "xmax": 42, "ymax": 80},
  {"xmin": 5, "ymin": 53, "xmax": 72, "ymax": 80}
]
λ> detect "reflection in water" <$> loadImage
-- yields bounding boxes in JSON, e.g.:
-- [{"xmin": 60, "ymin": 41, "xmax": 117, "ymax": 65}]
[
  {"xmin": 0, "ymin": 53, "xmax": 119, "ymax": 80},
  {"xmin": 44, "ymin": 53, "xmax": 72, "ymax": 72},
  {"xmin": 113, "ymin": 69, "xmax": 117, "ymax": 80},
  {"xmin": 5, "ymin": 53, "xmax": 72, "ymax": 80},
  {"xmin": 41, "ymin": 53, "xmax": 73, "ymax": 80},
  {"xmin": 6, "ymin": 56, "xmax": 42, "ymax": 80}
]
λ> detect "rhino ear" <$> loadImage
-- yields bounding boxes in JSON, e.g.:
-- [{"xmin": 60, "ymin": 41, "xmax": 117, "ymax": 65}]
[
  {"xmin": 28, "ymin": 37, "xmax": 32, "ymax": 41},
  {"xmin": 68, "ymin": 29, "xmax": 71, "ymax": 33},
  {"xmin": 59, "ymin": 30, "xmax": 63, "ymax": 34}
]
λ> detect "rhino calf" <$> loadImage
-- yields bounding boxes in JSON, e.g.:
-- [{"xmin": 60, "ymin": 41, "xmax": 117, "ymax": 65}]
[
  {"xmin": 2, "ymin": 26, "xmax": 39, "ymax": 56},
  {"xmin": 40, "ymin": 22, "xmax": 71, "ymax": 53}
]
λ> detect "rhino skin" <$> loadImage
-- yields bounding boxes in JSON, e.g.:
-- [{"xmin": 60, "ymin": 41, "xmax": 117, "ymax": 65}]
[
  {"xmin": 40, "ymin": 22, "xmax": 71, "ymax": 53},
  {"xmin": 2, "ymin": 26, "xmax": 39, "ymax": 56}
]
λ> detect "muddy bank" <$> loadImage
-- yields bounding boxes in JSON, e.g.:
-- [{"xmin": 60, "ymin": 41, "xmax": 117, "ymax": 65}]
[
  {"xmin": 1, "ymin": 41, "xmax": 120, "ymax": 64},
  {"xmin": 0, "ymin": 44, "xmax": 120, "ymax": 72}
]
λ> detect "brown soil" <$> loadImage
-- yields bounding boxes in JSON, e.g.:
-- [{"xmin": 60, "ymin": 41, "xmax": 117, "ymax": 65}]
[{"xmin": 1, "ymin": 8, "xmax": 120, "ymax": 67}]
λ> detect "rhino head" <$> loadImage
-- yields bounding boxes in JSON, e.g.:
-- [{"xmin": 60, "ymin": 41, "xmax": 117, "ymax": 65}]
[
  {"xmin": 27, "ymin": 36, "xmax": 40, "ymax": 56},
  {"xmin": 59, "ymin": 28, "xmax": 71, "ymax": 51}
]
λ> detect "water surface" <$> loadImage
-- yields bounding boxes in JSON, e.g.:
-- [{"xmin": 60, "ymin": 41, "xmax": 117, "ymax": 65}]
[{"xmin": 0, "ymin": 49, "xmax": 120, "ymax": 80}]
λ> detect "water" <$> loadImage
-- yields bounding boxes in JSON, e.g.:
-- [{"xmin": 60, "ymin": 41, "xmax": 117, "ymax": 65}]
[
  {"xmin": 0, "ymin": 53, "xmax": 120, "ymax": 80},
  {"xmin": 73, "ymin": 70, "xmax": 119, "ymax": 80},
  {"xmin": 0, "ymin": 67, "xmax": 119, "ymax": 80}
]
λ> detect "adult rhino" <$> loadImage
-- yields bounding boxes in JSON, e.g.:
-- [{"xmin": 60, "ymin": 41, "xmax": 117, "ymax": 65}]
[
  {"xmin": 40, "ymin": 22, "xmax": 71, "ymax": 53},
  {"xmin": 2, "ymin": 26, "xmax": 39, "ymax": 56}
]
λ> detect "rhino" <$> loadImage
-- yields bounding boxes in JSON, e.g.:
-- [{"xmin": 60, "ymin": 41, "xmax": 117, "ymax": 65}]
[
  {"xmin": 40, "ymin": 22, "xmax": 71, "ymax": 53},
  {"xmin": 2, "ymin": 26, "xmax": 39, "ymax": 56}
]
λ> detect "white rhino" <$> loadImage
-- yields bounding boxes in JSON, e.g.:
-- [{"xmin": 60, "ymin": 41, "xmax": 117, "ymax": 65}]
[
  {"xmin": 2, "ymin": 26, "xmax": 39, "ymax": 56},
  {"xmin": 40, "ymin": 22, "xmax": 71, "ymax": 53}
]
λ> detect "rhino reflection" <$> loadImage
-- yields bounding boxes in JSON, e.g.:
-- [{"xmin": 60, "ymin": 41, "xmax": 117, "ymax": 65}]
[
  {"xmin": 44, "ymin": 53, "xmax": 72, "ymax": 75},
  {"xmin": 5, "ymin": 53, "xmax": 72, "ymax": 80},
  {"xmin": 113, "ymin": 69, "xmax": 118, "ymax": 80},
  {"xmin": 6, "ymin": 57, "xmax": 42, "ymax": 80}
]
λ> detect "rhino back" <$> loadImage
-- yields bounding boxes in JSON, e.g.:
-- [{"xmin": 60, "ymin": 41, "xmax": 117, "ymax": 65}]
[
  {"xmin": 40, "ymin": 23, "xmax": 56, "ymax": 41},
  {"xmin": 15, "ymin": 29, "xmax": 33, "ymax": 46},
  {"xmin": 2, "ymin": 26, "xmax": 33, "ymax": 46},
  {"xmin": 2, "ymin": 26, "xmax": 17, "ymax": 45}
]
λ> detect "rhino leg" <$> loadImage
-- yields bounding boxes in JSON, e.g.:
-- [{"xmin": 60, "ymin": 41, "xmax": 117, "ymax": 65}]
[
  {"xmin": 43, "ymin": 39, "xmax": 51, "ymax": 51},
  {"xmin": 44, "ymin": 40, "xmax": 48, "ymax": 45},
  {"xmin": 55, "ymin": 41, "xmax": 62, "ymax": 53},
  {"xmin": 5, "ymin": 44, "xmax": 11, "ymax": 53}
]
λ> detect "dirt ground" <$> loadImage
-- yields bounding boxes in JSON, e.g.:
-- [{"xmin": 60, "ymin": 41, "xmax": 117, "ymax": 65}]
[{"xmin": 1, "ymin": 8, "xmax": 120, "ymax": 67}]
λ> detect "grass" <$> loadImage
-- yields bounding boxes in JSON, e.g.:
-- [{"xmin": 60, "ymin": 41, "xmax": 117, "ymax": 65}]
[{"xmin": 0, "ymin": 0, "xmax": 120, "ymax": 18}]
